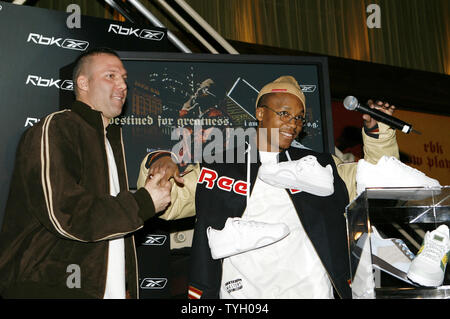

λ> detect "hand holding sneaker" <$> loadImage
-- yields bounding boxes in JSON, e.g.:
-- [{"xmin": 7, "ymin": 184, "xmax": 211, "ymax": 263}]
[{"xmin": 258, "ymin": 155, "xmax": 334, "ymax": 196}]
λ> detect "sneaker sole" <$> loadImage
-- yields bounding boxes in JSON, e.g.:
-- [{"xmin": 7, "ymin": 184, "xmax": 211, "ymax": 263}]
[
  {"xmin": 353, "ymin": 245, "xmax": 416, "ymax": 286},
  {"xmin": 208, "ymin": 232, "xmax": 290, "ymax": 259},
  {"xmin": 407, "ymin": 270, "xmax": 444, "ymax": 287},
  {"xmin": 259, "ymin": 171, "xmax": 333, "ymax": 196}
]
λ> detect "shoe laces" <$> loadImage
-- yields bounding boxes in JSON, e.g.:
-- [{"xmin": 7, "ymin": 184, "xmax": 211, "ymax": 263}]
[
  {"xmin": 393, "ymin": 239, "xmax": 415, "ymax": 260},
  {"xmin": 232, "ymin": 219, "xmax": 267, "ymax": 229},
  {"xmin": 420, "ymin": 236, "xmax": 448, "ymax": 262},
  {"xmin": 295, "ymin": 156, "xmax": 317, "ymax": 169}
]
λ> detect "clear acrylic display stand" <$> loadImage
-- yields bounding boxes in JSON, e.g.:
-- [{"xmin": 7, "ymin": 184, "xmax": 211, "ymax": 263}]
[{"xmin": 346, "ymin": 186, "xmax": 449, "ymax": 299}]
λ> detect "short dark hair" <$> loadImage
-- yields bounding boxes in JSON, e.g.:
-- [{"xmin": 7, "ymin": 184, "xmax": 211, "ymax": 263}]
[{"xmin": 72, "ymin": 47, "xmax": 120, "ymax": 95}]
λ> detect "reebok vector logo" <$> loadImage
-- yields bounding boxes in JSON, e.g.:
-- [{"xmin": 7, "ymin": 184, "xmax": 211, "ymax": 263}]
[
  {"xmin": 300, "ymin": 85, "xmax": 317, "ymax": 93},
  {"xmin": 142, "ymin": 234, "xmax": 167, "ymax": 246},
  {"xmin": 140, "ymin": 278, "xmax": 168, "ymax": 289}
]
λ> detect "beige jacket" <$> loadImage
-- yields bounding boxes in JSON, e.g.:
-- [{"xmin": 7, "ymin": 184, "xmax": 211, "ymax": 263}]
[{"xmin": 137, "ymin": 122, "xmax": 399, "ymax": 220}]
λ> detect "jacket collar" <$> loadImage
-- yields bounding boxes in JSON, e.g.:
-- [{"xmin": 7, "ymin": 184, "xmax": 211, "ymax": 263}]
[
  {"xmin": 69, "ymin": 100, "xmax": 104, "ymax": 130},
  {"xmin": 69, "ymin": 100, "xmax": 121, "ymax": 139}
]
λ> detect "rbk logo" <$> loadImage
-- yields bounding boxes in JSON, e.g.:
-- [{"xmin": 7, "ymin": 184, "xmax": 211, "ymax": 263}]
[
  {"xmin": 108, "ymin": 24, "xmax": 165, "ymax": 41},
  {"xmin": 24, "ymin": 117, "xmax": 40, "ymax": 127},
  {"xmin": 142, "ymin": 235, "xmax": 167, "ymax": 246},
  {"xmin": 140, "ymin": 278, "xmax": 168, "ymax": 289},
  {"xmin": 300, "ymin": 85, "xmax": 317, "ymax": 93},
  {"xmin": 27, "ymin": 33, "xmax": 89, "ymax": 51},
  {"xmin": 26, "ymin": 75, "xmax": 73, "ymax": 91}
]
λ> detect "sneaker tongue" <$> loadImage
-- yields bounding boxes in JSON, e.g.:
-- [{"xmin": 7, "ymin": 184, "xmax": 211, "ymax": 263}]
[
  {"xmin": 298, "ymin": 155, "xmax": 316, "ymax": 166},
  {"xmin": 435, "ymin": 225, "xmax": 449, "ymax": 235},
  {"xmin": 433, "ymin": 225, "xmax": 450, "ymax": 243}
]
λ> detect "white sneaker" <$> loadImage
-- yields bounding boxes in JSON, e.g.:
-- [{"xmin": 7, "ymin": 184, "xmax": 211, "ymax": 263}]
[
  {"xmin": 206, "ymin": 217, "xmax": 290, "ymax": 259},
  {"xmin": 257, "ymin": 155, "xmax": 334, "ymax": 196},
  {"xmin": 407, "ymin": 224, "xmax": 450, "ymax": 287},
  {"xmin": 370, "ymin": 226, "xmax": 416, "ymax": 284},
  {"xmin": 354, "ymin": 226, "xmax": 416, "ymax": 284},
  {"xmin": 356, "ymin": 156, "xmax": 441, "ymax": 195}
]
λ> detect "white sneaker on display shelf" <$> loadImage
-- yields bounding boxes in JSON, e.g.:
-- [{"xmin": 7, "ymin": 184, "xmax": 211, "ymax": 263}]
[
  {"xmin": 206, "ymin": 217, "xmax": 290, "ymax": 260},
  {"xmin": 355, "ymin": 226, "xmax": 416, "ymax": 285},
  {"xmin": 407, "ymin": 224, "xmax": 450, "ymax": 287},
  {"xmin": 258, "ymin": 155, "xmax": 334, "ymax": 196},
  {"xmin": 356, "ymin": 156, "xmax": 441, "ymax": 195}
]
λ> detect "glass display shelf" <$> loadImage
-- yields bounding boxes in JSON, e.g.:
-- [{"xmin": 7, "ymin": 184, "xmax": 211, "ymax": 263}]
[{"xmin": 345, "ymin": 186, "xmax": 449, "ymax": 299}]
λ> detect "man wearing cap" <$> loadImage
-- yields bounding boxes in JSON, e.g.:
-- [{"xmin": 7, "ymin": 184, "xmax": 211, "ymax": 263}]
[{"xmin": 137, "ymin": 76, "xmax": 399, "ymax": 299}]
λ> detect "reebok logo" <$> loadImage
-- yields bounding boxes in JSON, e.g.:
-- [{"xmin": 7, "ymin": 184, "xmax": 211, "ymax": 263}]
[
  {"xmin": 26, "ymin": 75, "xmax": 73, "ymax": 91},
  {"xmin": 198, "ymin": 167, "xmax": 299, "ymax": 195},
  {"xmin": 140, "ymin": 278, "xmax": 168, "ymax": 289},
  {"xmin": 300, "ymin": 85, "xmax": 317, "ymax": 93},
  {"xmin": 198, "ymin": 167, "xmax": 248, "ymax": 196},
  {"xmin": 24, "ymin": 117, "xmax": 40, "ymax": 127},
  {"xmin": 142, "ymin": 234, "xmax": 167, "ymax": 246},
  {"xmin": 27, "ymin": 33, "xmax": 89, "ymax": 51},
  {"xmin": 108, "ymin": 24, "xmax": 165, "ymax": 41}
]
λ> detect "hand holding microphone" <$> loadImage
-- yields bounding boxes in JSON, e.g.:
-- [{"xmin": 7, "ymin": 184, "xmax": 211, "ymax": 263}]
[
  {"xmin": 362, "ymin": 99, "xmax": 395, "ymax": 128},
  {"xmin": 343, "ymin": 96, "xmax": 421, "ymax": 134}
]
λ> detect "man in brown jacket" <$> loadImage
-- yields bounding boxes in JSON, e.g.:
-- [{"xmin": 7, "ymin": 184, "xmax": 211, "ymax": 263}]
[{"xmin": 0, "ymin": 48, "xmax": 172, "ymax": 299}]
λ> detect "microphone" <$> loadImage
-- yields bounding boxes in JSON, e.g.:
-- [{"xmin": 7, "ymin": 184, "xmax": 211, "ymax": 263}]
[{"xmin": 343, "ymin": 96, "xmax": 421, "ymax": 134}]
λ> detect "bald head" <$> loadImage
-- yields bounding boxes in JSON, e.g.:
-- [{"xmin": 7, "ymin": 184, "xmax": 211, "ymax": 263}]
[{"xmin": 72, "ymin": 47, "xmax": 120, "ymax": 98}]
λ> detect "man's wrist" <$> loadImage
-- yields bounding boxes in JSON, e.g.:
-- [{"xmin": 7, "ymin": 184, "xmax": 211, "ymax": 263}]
[
  {"xmin": 145, "ymin": 151, "xmax": 178, "ymax": 169},
  {"xmin": 363, "ymin": 122, "xmax": 380, "ymax": 139}
]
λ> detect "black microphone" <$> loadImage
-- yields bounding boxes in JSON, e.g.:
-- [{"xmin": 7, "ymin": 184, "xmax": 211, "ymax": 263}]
[{"xmin": 343, "ymin": 96, "xmax": 421, "ymax": 134}]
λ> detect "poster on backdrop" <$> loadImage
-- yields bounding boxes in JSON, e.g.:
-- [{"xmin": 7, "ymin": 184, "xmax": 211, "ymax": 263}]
[{"xmin": 110, "ymin": 52, "xmax": 335, "ymax": 188}]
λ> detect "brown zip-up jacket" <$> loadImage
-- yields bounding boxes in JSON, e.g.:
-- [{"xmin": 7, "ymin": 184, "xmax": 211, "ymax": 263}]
[{"xmin": 0, "ymin": 101, "xmax": 156, "ymax": 298}]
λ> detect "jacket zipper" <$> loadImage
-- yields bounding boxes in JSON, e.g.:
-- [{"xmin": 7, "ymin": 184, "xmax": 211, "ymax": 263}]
[
  {"xmin": 132, "ymin": 235, "xmax": 139, "ymax": 299},
  {"xmin": 102, "ymin": 130, "xmax": 109, "ymax": 299}
]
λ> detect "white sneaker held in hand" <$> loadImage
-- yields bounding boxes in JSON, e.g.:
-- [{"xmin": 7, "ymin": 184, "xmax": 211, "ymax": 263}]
[
  {"xmin": 206, "ymin": 217, "xmax": 290, "ymax": 260},
  {"xmin": 407, "ymin": 224, "xmax": 450, "ymax": 287},
  {"xmin": 356, "ymin": 156, "xmax": 441, "ymax": 195},
  {"xmin": 258, "ymin": 155, "xmax": 334, "ymax": 196}
]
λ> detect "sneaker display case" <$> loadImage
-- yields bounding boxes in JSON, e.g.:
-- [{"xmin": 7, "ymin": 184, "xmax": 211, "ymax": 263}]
[{"xmin": 346, "ymin": 186, "xmax": 450, "ymax": 299}]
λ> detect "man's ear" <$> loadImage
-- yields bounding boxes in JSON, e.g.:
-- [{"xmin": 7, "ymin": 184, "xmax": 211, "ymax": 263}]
[
  {"xmin": 76, "ymin": 75, "xmax": 88, "ymax": 92},
  {"xmin": 255, "ymin": 106, "xmax": 264, "ymax": 122}
]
